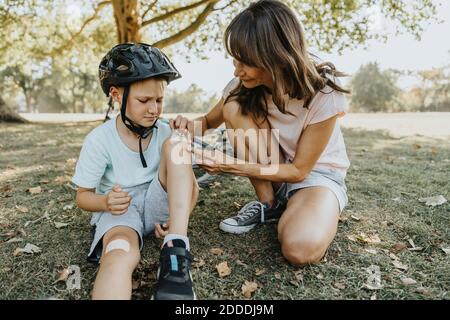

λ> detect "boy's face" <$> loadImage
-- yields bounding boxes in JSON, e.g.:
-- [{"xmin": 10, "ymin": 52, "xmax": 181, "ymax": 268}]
[{"xmin": 112, "ymin": 77, "xmax": 167, "ymax": 127}]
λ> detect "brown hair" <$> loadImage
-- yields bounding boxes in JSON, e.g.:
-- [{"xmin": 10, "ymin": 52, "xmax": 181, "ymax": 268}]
[{"xmin": 224, "ymin": 0, "xmax": 350, "ymax": 122}]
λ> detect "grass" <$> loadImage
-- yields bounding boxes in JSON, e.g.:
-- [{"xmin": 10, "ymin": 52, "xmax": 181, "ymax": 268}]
[{"xmin": 0, "ymin": 121, "xmax": 449, "ymax": 300}]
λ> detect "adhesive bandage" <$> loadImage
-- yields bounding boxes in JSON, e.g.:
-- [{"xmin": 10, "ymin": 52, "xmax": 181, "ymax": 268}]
[{"xmin": 105, "ymin": 239, "xmax": 130, "ymax": 254}]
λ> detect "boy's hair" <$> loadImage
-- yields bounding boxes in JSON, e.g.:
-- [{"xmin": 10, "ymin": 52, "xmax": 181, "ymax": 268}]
[{"xmin": 224, "ymin": 0, "xmax": 350, "ymax": 122}]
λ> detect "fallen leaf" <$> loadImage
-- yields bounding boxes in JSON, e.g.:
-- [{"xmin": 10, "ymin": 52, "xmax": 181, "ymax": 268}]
[
  {"xmin": 391, "ymin": 243, "xmax": 407, "ymax": 254},
  {"xmin": 233, "ymin": 202, "xmax": 241, "ymax": 209},
  {"xmin": 216, "ymin": 261, "xmax": 231, "ymax": 278},
  {"xmin": 350, "ymin": 215, "xmax": 361, "ymax": 221},
  {"xmin": 294, "ymin": 270, "xmax": 304, "ymax": 282},
  {"xmin": 28, "ymin": 186, "xmax": 42, "ymax": 194},
  {"xmin": 6, "ymin": 164, "xmax": 16, "ymax": 170},
  {"xmin": 66, "ymin": 158, "xmax": 77, "ymax": 166},
  {"xmin": 236, "ymin": 260, "xmax": 248, "ymax": 267},
  {"xmin": 413, "ymin": 143, "xmax": 422, "ymax": 149},
  {"xmin": 193, "ymin": 257, "xmax": 205, "ymax": 268},
  {"xmin": 210, "ymin": 248, "xmax": 224, "ymax": 255},
  {"xmin": 356, "ymin": 233, "xmax": 381, "ymax": 245},
  {"xmin": 63, "ymin": 204, "xmax": 74, "ymax": 211},
  {"xmin": 316, "ymin": 273, "xmax": 324, "ymax": 280},
  {"xmin": 15, "ymin": 206, "xmax": 29, "ymax": 213},
  {"xmin": 401, "ymin": 277, "xmax": 417, "ymax": 285},
  {"xmin": 418, "ymin": 195, "xmax": 447, "ymax": 207},
  {"xmin": 14, "ymin": 243, "xmax": 41, "ymax": 256},
  {"xmin": 346, "ymin": 235, "xmax": 357, "ymax": 242},
  {"xmin": 54, "ymin": 176, "xmax": 67, "ymax": 184},
  {"xmin": 365, "ymin": 248, "xmax": 378, "ymax": 254},
  {"xmin": 54, "ymin": 268, "xmax": 70, "ymax": 283},
  {"xmin": 54, "ymin": 222, "xmax": 69, "ymax": 229},
  {"xmin": 392, "ymin": 197, "xmax": 401, "ymax": 202},
  {"xmin": 334, "ymin": 282, "xmax": 346, "ymax": 290},
  {"xmin": 392, "ymin": 260, "xmax": 408, "ymax": 271},
  {"xmin": 241, "ymin": 280, "xmax": 258, "ymax": 298},
  {"xmin": 441, "ymin": 246, "xmax": 450, "ymax": 255},
  {"xmin": 389, "ymin": 253, "xmax": 400, "ymax": 260},
  {"xmin": 255, "ymin": 268, "xmax": 265, "ymax": 276},
  {"xmin": 407, "ymin": 247, "xmax": 423, "ymax": 252},
  {"xmin": 370, "ymin": 293, "xmax": 377, "ymax": 300},
  {"xmin": 414, "ymin": 287, "xmax": 431, "ymax": 296},
  {"xmin": 6, "ymin": 237, "xmax": 23, "ymax": 244},
  {"xmin": 274, "ymin": 272, "xmax": 282, "ymax": 280},
  {"xmin": 39, "ymin": 179, "xmax": 50, "ymax": 184}
]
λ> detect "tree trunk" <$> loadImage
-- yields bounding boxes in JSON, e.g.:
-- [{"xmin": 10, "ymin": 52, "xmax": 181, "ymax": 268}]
[
  {"xmin": 112, "ymin": 0, "xmax": 142, "ymax": 43},
  {"xmin": 0, "ymin": 96, "xmax": 27, "ymax": 123}
]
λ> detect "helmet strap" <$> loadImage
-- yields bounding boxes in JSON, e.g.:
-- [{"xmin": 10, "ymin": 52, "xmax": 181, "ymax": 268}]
[{"xmin": 120, "ymin": 85, "xmax": 158, "ymax": 168}]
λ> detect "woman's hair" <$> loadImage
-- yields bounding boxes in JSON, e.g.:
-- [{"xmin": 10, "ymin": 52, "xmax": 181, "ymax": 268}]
[{"xmin": 224, "ymin": 0, "xmax": 350, "ymax": 122}]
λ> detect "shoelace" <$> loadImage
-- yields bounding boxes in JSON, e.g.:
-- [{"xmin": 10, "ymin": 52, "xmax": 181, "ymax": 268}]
[{"xmin": 236, "ymin": 201, "xmax": 266, "ymax": 223}]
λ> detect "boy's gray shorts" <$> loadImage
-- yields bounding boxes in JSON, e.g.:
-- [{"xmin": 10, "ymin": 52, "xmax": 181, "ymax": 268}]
[
  {"xmin": 275, "ymin": 168, "xmax": 348, "ymax": 213},
  {"xmin": 88, "ymin": 176, "xmax": 169, "ymax": 261}
]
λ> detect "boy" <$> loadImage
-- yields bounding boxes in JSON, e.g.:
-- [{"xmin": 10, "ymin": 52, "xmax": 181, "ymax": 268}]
[{"xmin": 72, "ymin": 43, "xmax": 198, "ymax": 300}]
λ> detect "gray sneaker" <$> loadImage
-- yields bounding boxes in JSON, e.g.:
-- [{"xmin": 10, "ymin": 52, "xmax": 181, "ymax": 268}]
[{"xmin": 219, "ymin": 200, "xmax": 286, "ymax": 234}]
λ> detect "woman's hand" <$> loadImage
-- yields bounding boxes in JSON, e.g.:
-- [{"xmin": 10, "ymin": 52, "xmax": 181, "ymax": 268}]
[
  {"xmin": 190, "ymin": 146, "xmax": 243, "ymax": 175},
  {"xmin": 154, "ymin": 221, "xmax": 169, "ymax": 239},
  {"xmin": 104, "ymin": 185, "xmax": 131, "ymax": 215},
  {"xmin": 169, "ymin": 115, "xmax": 194, "ymax": 136}
]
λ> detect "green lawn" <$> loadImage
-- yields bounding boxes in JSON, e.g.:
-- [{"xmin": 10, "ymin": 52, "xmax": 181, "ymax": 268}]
[{"xmin": 0, "ymin": 121, "xmax": 449, "ymax": 299}]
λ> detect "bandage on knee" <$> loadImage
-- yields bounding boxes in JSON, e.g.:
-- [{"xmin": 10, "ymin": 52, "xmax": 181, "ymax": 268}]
[{"xmin": 104, "ymin": 239, "xmax": 130, "ymax": 254}]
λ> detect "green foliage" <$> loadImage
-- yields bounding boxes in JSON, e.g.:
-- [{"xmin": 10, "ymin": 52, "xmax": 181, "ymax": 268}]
[
  {"xmin": 349, "ymin": 62, "xmax": 400, "ymax": 112},
  {"xmin": 164, "ymin": 84, "xmax": 219, "ymax": 114}
]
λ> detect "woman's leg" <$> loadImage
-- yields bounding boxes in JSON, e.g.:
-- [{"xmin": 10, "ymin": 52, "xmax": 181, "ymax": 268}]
[
  {"xmin": 277, "ymin": 186, "xmax": 340, "ymax": 265},
  {"xmin": 158, "ymin": 135, "xmax": 199, "ymax": 236},
  {"xmin": 92, "ymin": 226, "xmax": 141, "ymax": 300},
  {"xmin": 222, "ymin": 100, "xmax": 282, "ymax": 206}
]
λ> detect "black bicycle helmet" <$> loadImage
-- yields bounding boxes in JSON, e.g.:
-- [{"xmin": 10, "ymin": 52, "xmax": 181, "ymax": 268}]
[{"xmin": 98, "ymin": 43, "xmax": 181, "ymax": 167}]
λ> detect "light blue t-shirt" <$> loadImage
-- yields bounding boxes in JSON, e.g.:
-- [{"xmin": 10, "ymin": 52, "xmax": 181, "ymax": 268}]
[{"xmin": 72, "ymin": 115, "xmax": 172, "ymax": 194}]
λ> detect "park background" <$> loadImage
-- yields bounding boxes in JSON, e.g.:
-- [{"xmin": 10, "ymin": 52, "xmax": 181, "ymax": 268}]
[{"xmin": 0, "ymin": 0, "xmax": 449, "ymax": 300}]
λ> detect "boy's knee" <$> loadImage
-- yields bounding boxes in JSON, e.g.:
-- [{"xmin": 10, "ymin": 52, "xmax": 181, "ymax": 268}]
[{"xmin": 103, "ymin": 232, "xmax": 140, "ymax": 264}]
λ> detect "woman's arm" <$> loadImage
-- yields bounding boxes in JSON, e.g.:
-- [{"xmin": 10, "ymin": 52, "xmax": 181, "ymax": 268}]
[
  {"xmin": 170, "ymin": 98, "xmax": 225, "ymax": 136},
  {"xmin": 196, "ymin": 115, "xmax": 338, "ymax": 182}
]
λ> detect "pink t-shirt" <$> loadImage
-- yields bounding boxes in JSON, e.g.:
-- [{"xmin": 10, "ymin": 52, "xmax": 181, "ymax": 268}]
[{"xmin": 222, "ymin": 78, "xmax": 350, "ymax": 176}]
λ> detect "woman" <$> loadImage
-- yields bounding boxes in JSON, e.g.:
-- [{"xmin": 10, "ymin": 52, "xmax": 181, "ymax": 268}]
[{"xmin": 173, "ymin": 0, "xmax": 350, "ymax": 266}]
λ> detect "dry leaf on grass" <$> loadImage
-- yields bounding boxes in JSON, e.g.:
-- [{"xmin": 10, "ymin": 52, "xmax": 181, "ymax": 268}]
[
  {"xmin": 54, "ymin": 222, "xmax": 69, "ymax": 229},
  {"xmin": 14, "ymin": 243, "xmax": 41, "ymax": 256},
  {"xmin": 236, "ymin": 260, "xmax": 248, "ymax": 267},
  {"xmin": 28, "ymin": 186, "xmax": 42, "ymax": 194},
  {"xmin": 193, "ymin": 257, "xmax": 206, "ymax": 268},
  {"xmin": 6, "ymin": 237, "xmax": 23, "ymax": 244},
  {"xmin": 132, "ymin": 279, "xmax": 140, "ymax": 290},
  {"xmin": 401, "ymin": 277, "xmax": 417, "ymax": 285},
  {"xmin": 54, "ymin": 268, "xmax": 70, "ymax": 284},
  {"xmin": 15, "ymin": 206, "xmax": 29, "ymax": 213},
  {"xmin": 66, "ymin": 158, "xmax": 77, "ymax": 166},
  {"xmin": 63, "ymin": 204, "xmax": 74, "ymax": 211},
  {"xmin": 334, "ymin": 282, "xmax": 346, "ymax": 290},
  {"xmin": 255, "ymin": 268, "xmax": 265, "ymax": 276},
  {"xmin": 54, "ymin": 176, "xmax": 67, "ymax": 184},
  {"xmin": 216, "ymin": 261, "xmax": 231, "ymax": 278},
  {"xmin": 241, "ymin": 280, "xmax": 258, "ymax": 298},
  {"xmin": 392, "ymin": 260, "xmax": 408, "ymax": 271},
  {"xmin": 391, "ymin": 243, "xmax": 407, "ymax": 254},
  {"xmin": 440, "ymin": 246, "xmax": 450, "ymax": 255},
  {"xmin": 210, "ymin": 248, "xmax": 224, "ymax": 255},
  {"xmin": 418, "ymin": 195, "xmax": 447, "ymax": 207}
]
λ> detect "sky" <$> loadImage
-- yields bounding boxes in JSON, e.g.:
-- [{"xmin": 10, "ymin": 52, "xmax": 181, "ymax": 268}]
[{"xmin": 170, "ymin": 1, "xmax": 450, "ymax": 94}]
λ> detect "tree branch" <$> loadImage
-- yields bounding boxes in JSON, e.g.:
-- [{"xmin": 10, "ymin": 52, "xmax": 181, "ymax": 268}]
[
  {"xmin": 142, "ymin": 0, "xmax": 212, "ymax": 27},
  {"xmin": 141, "ymin": 0, "xmax": 158, "ymax": 20},
  {"xmin": 151, "ymin": 1, "xmax": 218, "ymax": 48},
  {"xmin": 55, "ymin": 1, "xmax": 111, "ymax": 54},
  {"xmin": 212, "ymin": 0, "xmax": 238, "ymax": 11}
]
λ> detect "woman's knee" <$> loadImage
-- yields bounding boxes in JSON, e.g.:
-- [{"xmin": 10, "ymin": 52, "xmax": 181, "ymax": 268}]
[
  {"xmin": 222, "ymin": 101, "xmax": 242, "ymax": 124},
  {"xmin": 280, "ymin": 236, "xmax": 328, "ymax": 266}
]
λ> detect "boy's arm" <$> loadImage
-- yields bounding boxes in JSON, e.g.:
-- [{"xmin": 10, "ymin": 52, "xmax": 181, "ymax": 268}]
[
  {"xmin": 76, "ymin": 187, "xmax": 107, "ymax": 213},
  {"xmin": 76, "ymin": 186, "xmax": 131, "ymax": 215}
]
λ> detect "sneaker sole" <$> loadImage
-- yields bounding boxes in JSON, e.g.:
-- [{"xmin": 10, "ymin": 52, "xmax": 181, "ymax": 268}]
[
  {"xmin": 151, "ymin": 267, "xmax": 196, "ymax": 300},
  {"xmin": 219, "ymin": 221, "xmax": 257, "ymax": 234}
]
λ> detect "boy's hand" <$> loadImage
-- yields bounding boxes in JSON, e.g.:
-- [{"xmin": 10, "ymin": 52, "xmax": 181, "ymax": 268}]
[
  {"xmin": 169, "ymin": 115, "xmax": 194, "ymax": 137},
  {"xmin": 105, "ymin": 185, "xmax": 131, "ymax": 215},
  {"xmin": 154, "ymin": 221, "xmax": 169, "ymax": 239}
]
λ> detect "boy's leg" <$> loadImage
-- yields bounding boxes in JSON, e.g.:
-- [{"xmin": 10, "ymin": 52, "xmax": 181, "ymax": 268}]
[
  {"xmin": 158, "ymin": 134, "xmax": 199, "ymax": 238},
  {"xmin": 152, "ymin": 133, "xmax": 198, "ymax": 300},
  {"xmin": 92, "ymin": 226, "xmax": 140, "ymax": 300}
]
